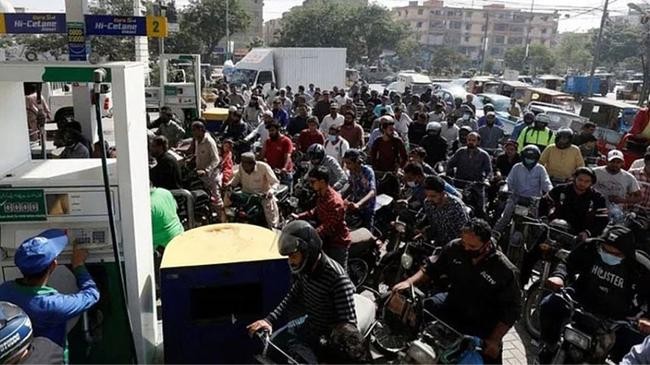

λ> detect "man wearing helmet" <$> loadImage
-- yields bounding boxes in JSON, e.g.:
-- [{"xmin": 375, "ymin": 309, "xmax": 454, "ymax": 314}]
[
  {"xmin": 451, "ymin": 125, "xmax": 473, "ymax": 154},
  {"xmin": 393, "ymin": 218, "xmax": 522, "ymax": 364},
  {"xmin": 292, "ymin": 167, "xmax": 352, "ymax": 268},
  {"xmin": 539, "ymin": 128, "xmax": 585, "ymax": 183},
  {"xmin": 419, "ymin": 122, "xmax": 449, "ymax": 166},
  {"xmin": 511, "ymin": 112, "xmax": 535, "ymax": 141},
  {"xmin": 516, "ymin": 113, "xmax": 555, "ymax": 152},
  {"xmin": 247, "ymin": 220, "xmax": 360, "ymax": 363},
  {"xmin": 493, "ymin": 145, "xmax": 553, "ymax": 234},
  {"xmin": 342, "ymin": 149, "xmax": 376, "ymax": 230},
  {"xmin": 538, "ymin": 225, "xmax": 650, "ymax": 363},
  {"xmin": 306, "ymin": 143, "xmax": 348, "ymax": 191}
]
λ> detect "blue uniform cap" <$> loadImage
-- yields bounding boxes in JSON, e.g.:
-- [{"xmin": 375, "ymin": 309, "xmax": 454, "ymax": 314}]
[{"xmin": 14, "ymin": 229, "xmax": 68, "ymax": 276}]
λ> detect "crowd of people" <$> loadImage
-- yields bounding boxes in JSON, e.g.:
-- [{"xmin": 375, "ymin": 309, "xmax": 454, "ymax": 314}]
[{"xmin": 4, "ymin": 78, "xmax": 650, "ymax": 364}]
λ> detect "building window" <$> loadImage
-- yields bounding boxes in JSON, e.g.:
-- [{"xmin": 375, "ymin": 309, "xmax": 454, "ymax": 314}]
[
  {"xmin": 417, "ymin": 22, "xmax": 423, "ymax": 28},
  {"xmin": 464, "ymin": 36, "xmax": 470, "ymax": 42},
  {"xmin": 510, "ymin": 26, "xmax": 523, "ymax": 33},
  {"xmin": 450, "ymin": 21, "xmax": 462, "ymax": 29},
  {"xmin": 509, "ymin": 37, "xmax": 523, "ymax": 45},
  {"xmin": 495, "ymin": 35, "xmax": 505, "ymax": 44},
  {"xmin": 418, "ymin": 9, "xmax": 423, "ymax": 15},
  {"xmin": 541, "ymin": 28, "xmax": 547, "ymax": 34},
  {"xmin": 494, "ymin": 23, "xmax": 507, "ymax": 31},
  {"xmin": 465, "ymin": 24, "xmax": 472, "ymax": 30}
]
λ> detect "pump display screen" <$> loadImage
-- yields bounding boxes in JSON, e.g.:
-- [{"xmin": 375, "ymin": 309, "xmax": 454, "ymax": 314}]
[
  {"xmin": 46, "ymin": 194, "xmax": 70, "ymax": 216},
  {"xmin": 190, "ymin": 283, "xmax": 263, "ymax": 323}
]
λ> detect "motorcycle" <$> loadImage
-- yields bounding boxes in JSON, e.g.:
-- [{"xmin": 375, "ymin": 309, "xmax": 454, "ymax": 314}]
[
  {"xmin": 346, "ymin": 228, "xmax": 381, "ymax": 289},
  {"xmin": 226, "ymin": 185, "xmax": 291, "ymax": 228},
  {"xmin": 254, "ymin": 293, "xmax": 377, "ymax": 364},
  {"xmin": 501, "ymin": 194, "xmax": 541, "ymax": 269},
  {"xmin": 549, "ymin": 288, "xmax": 640, "ymax": 364},
  {"xmin": 443, "ymin": 177, "xmax": 487, "ymax": 219},
  {"xmin": 376, "ymin": 235, "xmax": 436, "ymax": 291},
  {"xmin": 521, "ymin": 220, "xmax": 576, "ymax": 340}
]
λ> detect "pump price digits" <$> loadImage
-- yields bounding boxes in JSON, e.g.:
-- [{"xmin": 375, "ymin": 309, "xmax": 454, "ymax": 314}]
[
  {"xmin": 3, "ymin": 202, "xmax": 39, "ymax": 214},
  {"xmin": 68, "ymin": 28, "xmax": 84, "ymax": 43}
]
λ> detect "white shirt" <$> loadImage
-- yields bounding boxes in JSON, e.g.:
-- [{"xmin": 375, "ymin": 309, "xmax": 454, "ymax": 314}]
[
  {"xmin": 395, "ymin": 114, "xmax": 411, "ymax": 142},
  {"xmin": 320, "ymin": 113, "xmax": 345, "ymax": 134},
  {"xmin": 247, "ymin": 121, "xmax": 270, "ymax": 146},
  {"xmin": 593, "ymin": 166, "xmax": 640, "ymax": 205},
  {"xmin": 231, "ymin": 161, "xmax": 279, "ymax": 194},
  {"xmin": 324, "ymin": 137, "xmax": 349, "ymax": 164},
  {"xmin": 335, "ymin": 94, "xmax": 351, "ymax": 106},
  {"xmin": 441, "ymin": 124, "xmax": 460, "ymax": 148},
  {"xmin": 630, "ymin": 158, "xmax": 646, "ymax": 170}
]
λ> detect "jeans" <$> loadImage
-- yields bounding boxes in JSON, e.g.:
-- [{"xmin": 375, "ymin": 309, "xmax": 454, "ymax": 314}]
[
  {"xmin": 539, "ymin": 291, "xmax": 644, "ymax": 363},
  {"xmin": 423, "ymin": 292, "xmax": 502, "ymax": 364},
  {"xmin": 324, "ymin": 245, "xmax": 349, "ymax": 271},
  {"xmin": 270, "ymin": 316, "xmax": 319, "ymax": 364}
]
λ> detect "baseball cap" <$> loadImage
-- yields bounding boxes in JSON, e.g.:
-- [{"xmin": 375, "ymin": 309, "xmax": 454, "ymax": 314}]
[
  {"xmin": 15, "ymin": 229, "xmax": 68, "ymax": 276},
  {"xmin": 330, "ymin": 102, "xmax": 339, "ymax": 109},
  {"xmin": 607, "ymin": 149, "xmax": 624, "ymax": 162}
]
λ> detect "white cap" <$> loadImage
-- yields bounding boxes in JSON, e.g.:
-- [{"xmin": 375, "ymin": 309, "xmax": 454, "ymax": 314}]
[
  {"xmin": 263, "ymin": 110, "xmax": 273, "ymax": 118},
  {"xmin": 607, "ymin": 149, "xmax": 624, "ymax": 162}
]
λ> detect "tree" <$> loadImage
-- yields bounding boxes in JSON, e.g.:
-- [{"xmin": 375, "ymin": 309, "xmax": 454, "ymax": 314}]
[
  {"xmin": 553, "ymin": 33, "xmax": 592, "ymax": 73},
  {"xmin": 593, "ymin": 23, "xmax": 642, "ymax": 67},
  {"xmin": 429, "ymin": 47, "xmax": 467, "ymax": 75},
  {"xmin": 504, "ymin": 44, "xmax": 555, "ymax": 74},
  {"xmin": 276, "ymin": 2, "xmax": 408, "ymax": 64},
  {"xmin": 394, "ymin": 37, "xmax": 419, "ymax": 69},
  {"xmin": 165, "ymin": 0, "xmax": 250, "ymax": 63}
]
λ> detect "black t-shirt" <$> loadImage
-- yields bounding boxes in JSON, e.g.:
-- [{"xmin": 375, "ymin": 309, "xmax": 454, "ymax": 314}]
[
  {"xmin": 544, "ymin": 183, "xmax": 608, "ymax": 236},
  {"xmin": 424, "ymin": 240, "xmax": 522, "ymax": 337},
  {"xmin": 420, "ymin": 135, "xmax": 449, "ymax": 165},
  {"xmin": 150, "ymin": 151, "xmax": 182, "ymax": 190},
  {"xmin": 495, "ymin": 153, "xmax": 521, "ymax": 177}
]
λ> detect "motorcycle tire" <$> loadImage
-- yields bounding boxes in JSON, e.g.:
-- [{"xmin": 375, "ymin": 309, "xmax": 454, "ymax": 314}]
[
  {"xmin": 507, "ymin": 230, "xmax": 524, "ymax": 268},
  {"xmin": 347, "ymin": 258, "xmax": 369, "ymax": 289},
  {"xmin": 523, "ymin": 280, "xmax": 547, "ymax": 340},
  {"xmin": 376, "ymin": 254, "xmax": 402, "ymax": 289}
]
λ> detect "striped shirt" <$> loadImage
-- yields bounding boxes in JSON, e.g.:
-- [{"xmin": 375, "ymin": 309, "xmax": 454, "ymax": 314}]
[{"xmin": 265, "ymin": 255, "xmax": 357, "ymax": 338}]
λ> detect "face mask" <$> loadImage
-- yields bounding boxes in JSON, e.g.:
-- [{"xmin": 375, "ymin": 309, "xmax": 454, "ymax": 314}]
[
  {"xmin": 462, "ymin": 114, "xmax": 470, "ymax": 121},
  {"xmin": 523, "ymin": 158, "xmax": 536, "ymax": 166},
  {"xmin": 598, "ymin": 246, "xmax": 623, "ymax": 266},
  {"xmin": 328, "ymin": 135, "xmax": 338, "ymax": 142},
  {"xmin": 407, "ymin": 181, "xmax": 417, "ymax": 188},
  {"xmin": 465, "ymin": 248, "xmax": 484, "ymax": 259}
]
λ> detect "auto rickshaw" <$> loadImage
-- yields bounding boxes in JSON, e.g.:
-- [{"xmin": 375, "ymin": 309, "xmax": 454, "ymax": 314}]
[
  {"xmin": 466, "ymin": 75, "xmax": 495, "ymax": 94},
  {"xmin": 483, "ymin": 80, "xmax": 530, "ymax": 102},
  {"xmin": 579, "ymin": 97, "xmax": 640, "ymax": 168},
  {"xmin": 616, "ymin": 80, "xmax": 644, "ymax": 102},
  {"xmin": 536, "ymin": 74, "xmax": 564, "ymax": 90},
  {"xmin": 524, "ymin": 87, "xmax": 576, "ymax": 112}
]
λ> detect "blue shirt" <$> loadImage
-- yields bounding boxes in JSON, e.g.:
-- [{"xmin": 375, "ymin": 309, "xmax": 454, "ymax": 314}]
[
  {"xmin": 373, "ymin": 104, "xmax": 393, "ymax": 118},
  {"xmin": 273, "ymin": 108, "xmax": 289, "ymax": 128},
  {"xmin": 506, "ymin": 163, "xmax": 553, "ymax": 198},
  {"xmin": 510, "ymin": 121, "xmax": 530, "ymax": 141},
  {"xmin": 477, "ymin": 115, "xmax": 504, "ymax": 128},
  {"xmin": 349, "ymin": 165, "xmax": 376, "ymax": 214},
  {"xmin": 0, "ymin": 266, "xmax": 99, "ymax": 347}
]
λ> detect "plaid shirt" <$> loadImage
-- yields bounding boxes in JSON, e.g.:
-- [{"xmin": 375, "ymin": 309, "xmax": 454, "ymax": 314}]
[
  {"xmin": 298, "ymin": 186, "xmax": 351, "ymax": 247},
  {"xmin": 629, "ymin": 168, "xmax": 650, "ymax": 209}
]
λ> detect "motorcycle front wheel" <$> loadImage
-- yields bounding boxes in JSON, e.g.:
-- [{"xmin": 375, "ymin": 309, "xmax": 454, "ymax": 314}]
[{"xmin": 523, "ymin": 280, "xmax": 547, "ymax": 340}]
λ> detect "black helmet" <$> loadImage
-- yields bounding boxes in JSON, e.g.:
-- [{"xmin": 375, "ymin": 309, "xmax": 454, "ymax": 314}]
[
  {"xmin": 0, "ymin": 302, "xmax": 32, "ymax": 364},
  {"xmin": 459, "ymin": 125, "xmax": 473, "ymax": 136},
  {"xmin": 599, "ymin": 225, "xmax": 635, "ymax": 259},
  {"xmin": 307, "ymin": 143, "xmax": 325, "ymax": 163},
  {"xmin": 521, "ymin": 145, "xmax": 541, "ymax": 161},
  {"xmin": 523, "ymin": 111, "xmax": 535, "ymax": 124},
  {"xmin": 549, "ymin": 219, "xmax": 572, "ymax": 244},
  {"xmin": 277, "ymin": 220, "xmax": 323, "ymax": 274},
  {"xmin": 555, "ymin": 128, "xmax": 574, "ymax": 149},
  {"xmin": 534, "ymin": 113, "xmax": 550, "ymax": 127},
  {"xmin": 483, "ymin": 103, "xmax": 495, "ymax": 112}
]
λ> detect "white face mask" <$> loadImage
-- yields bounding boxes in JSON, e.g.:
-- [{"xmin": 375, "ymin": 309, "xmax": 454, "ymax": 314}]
[
  {"xmin": 407, "ymin": 181, "xmax": 417, "ymax": 188},
  {"xmin": 462, "ymin": 114, "xmax": 470, "ymax": 121},
  {"xmin": 328, "ymin": 135, "xmax": 338, "ymax": 142}
]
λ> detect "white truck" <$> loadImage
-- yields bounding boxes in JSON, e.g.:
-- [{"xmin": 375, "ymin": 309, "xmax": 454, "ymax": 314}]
[{"xmin": 227, "ymin": 48, "xmax": 347, "ymax": 90}]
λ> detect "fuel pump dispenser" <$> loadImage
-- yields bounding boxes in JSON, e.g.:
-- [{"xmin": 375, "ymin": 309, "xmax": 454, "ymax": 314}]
[
  {"xmin": 146, "ymin": 54, "xmax": 202, "ymax": 125},
  {"xmin": 0, "ymin": 62, "xmax": 157, "ymax": 363}
]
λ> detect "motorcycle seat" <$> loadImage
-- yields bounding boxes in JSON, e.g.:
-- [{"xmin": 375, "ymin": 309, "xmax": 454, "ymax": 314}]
[
  {"xmin": 354, "ymin": 294, "xmax": 376, "ymax": 337},
  {"xmin": 350, "ymin": 228, "xmax": 375, "ymax": 246}
]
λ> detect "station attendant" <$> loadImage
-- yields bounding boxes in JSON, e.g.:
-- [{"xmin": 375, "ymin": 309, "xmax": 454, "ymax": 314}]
[{"xmin": 0, "ymin": 230, "xmax": 100, "ymax": 362}]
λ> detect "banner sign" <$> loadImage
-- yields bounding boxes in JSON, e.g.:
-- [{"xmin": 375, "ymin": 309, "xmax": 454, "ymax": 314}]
[
  {"xmin": 85, "ymin": 15, "xmax": 146, "ymax": 36},
  {"xmin": 0, "ymin": 13, "xmax": 66, "ymax": 34}
]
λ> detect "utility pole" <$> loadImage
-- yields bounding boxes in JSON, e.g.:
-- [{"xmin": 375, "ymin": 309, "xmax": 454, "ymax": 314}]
[
  {"xmin": 226, "ymin": 0, "xmax": 230, "ymax": 60},
  {"xmin": 481, "ymin": 10, "xmax": 490, "ymax": 73},
  {"xmin": 588, "ymin": 0, "xmax": 610, "ymax": 96},
  {"xmin": 523, "ymin": 0, "xmax": 535, "ymax": 70}
]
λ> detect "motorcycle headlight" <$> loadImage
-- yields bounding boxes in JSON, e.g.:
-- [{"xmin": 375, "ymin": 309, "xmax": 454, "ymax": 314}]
[
  {"xmin": 564, "ymin": 325, "xmax": 591, "ymax": 351},
  {"xmin": 401, "ymin": 253, "xmax": 413, "ymax": 270},
  {"xmin": 405, "ymin": 340, "xmax": 437, "ymax": 364}
]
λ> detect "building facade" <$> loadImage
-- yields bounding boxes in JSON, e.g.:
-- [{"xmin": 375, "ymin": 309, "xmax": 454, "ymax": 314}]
[
  {"xmin": 263, "ymin": 17, "xmax": 283, "ymax": 46},
  {"xmin": 228, "ymin": 0, "xmax": 264, "ymax": 53},
  {"xmin": 393, "ymin": 0, "xmax": 559, "ymax": 62}
]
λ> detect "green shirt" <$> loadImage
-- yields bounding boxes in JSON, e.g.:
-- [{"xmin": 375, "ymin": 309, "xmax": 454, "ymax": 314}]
[{"xmin": 150, "ymin": 188, "xmax": 184, "ymax": 248}]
